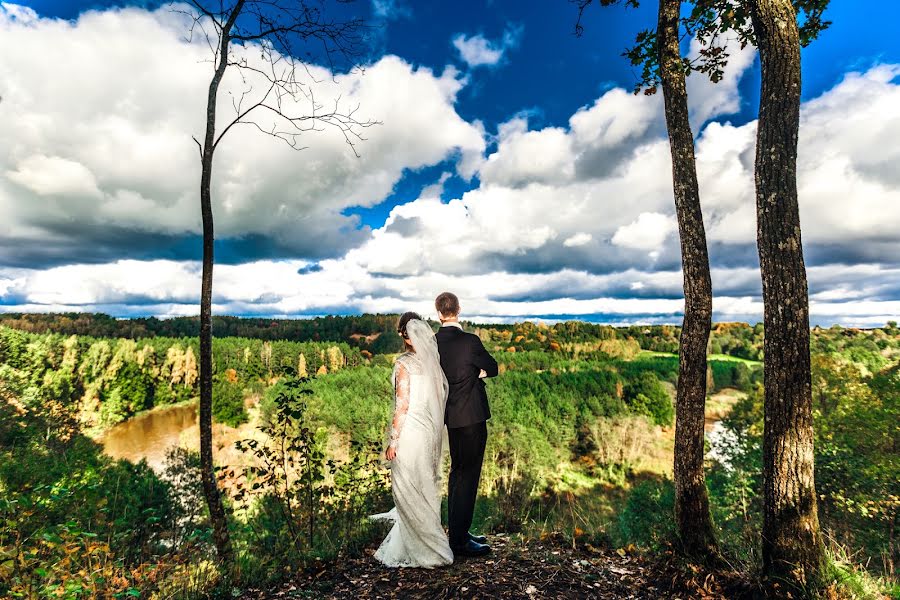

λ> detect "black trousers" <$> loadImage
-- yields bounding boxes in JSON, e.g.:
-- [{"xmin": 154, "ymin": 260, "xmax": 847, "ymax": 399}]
[{"xmin": 447, "ymin": 421, "xmax": 488, "ymax": 548}]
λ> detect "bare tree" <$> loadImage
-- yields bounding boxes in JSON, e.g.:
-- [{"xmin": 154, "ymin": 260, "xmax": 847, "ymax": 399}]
[{"xmin": 181, "ymin": 0, "xmax": 374, "ymax": 563}]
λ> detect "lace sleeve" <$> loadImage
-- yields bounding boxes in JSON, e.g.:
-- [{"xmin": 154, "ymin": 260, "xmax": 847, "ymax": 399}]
[{"xmin": 389, "ymin": 361, "xmax": 410, "ymax": 450}]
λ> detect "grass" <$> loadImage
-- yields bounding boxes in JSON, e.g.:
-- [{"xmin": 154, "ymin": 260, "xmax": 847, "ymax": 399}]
[
  {"xmin": 527, "ymin": 483, "xmax": 627, "ymax": 544},
  {"xmin": 708, "ymin": 353, "xmax": 761, "ymax": 366},
  {"xmin": 705, "ymin": 388, "xmax": 745, "ymax": 423},
  {"xmin": 816, "ymin": 535, "xmax": 900, "ymax": 600},
  {"xmin": 640, "ymin": 423, "xmax": 675, "ymax": 477},
  {"xmin": 637, "ymin": 351, "xmax": 677, "ymax": 359},
  {"xmin": 637, "ymin": 350, "xmax": 761, "ymax": 367}
]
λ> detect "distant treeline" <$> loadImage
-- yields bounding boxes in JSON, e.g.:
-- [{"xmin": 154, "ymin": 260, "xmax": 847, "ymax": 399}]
[
  {"xmin": 0, "ymin": 313, "xmax": 405, "ymax": 353},
  {"xmin": 0, "ymin": 312, "xmax": 685, "ymax": 355},
  {"xmin": 0, "ymin": 325, "xmax": 363, "ymax": 427},
  {"xmin": 1, "ymin": 313, "xmax": 898, "ymax": 363}
]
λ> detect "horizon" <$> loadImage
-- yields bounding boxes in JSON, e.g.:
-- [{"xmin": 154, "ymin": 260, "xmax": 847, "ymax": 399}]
[
  {"xmin": 3, "ymin": 310, "xmax": 896, "ymax": 331},
  {"xmin": 1, "ymin": 1, "xmax": 899, "ymax": 328}
]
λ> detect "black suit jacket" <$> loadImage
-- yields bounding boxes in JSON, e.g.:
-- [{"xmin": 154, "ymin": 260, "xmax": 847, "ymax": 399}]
[{"xmin": 436, "ymin": 325, "xmax": 499, "ymax": 429}]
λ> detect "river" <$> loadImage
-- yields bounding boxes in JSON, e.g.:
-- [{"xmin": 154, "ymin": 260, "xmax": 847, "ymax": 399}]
[
  {"xmin": 100, "ymin": 402, "xmax": 199, "ymax": 472},
  {"xmin": 99, "ymin": 394, "xmax": 739, "ymax": 476}
]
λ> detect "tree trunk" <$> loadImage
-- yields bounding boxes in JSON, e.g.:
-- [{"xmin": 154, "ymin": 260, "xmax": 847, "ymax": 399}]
[
  {"xmin": 750, "ymin": 0, "xmax": 824, "ymax": 588},
  {"xmin": 199, "ymin": 135, "xmax": 232, "ymax": 567},
  {"xmin": 198, "ymin": 4, "xmax": 245, "ymax": 565},
  {"xmin": 657, "ymin": 0, "xmax": 718, "ymax": 558}
]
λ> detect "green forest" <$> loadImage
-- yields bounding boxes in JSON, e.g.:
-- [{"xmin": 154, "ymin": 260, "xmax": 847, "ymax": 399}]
[{"xmin": 0, "ymin": 315, "xmax": 898, "ymax": 598}]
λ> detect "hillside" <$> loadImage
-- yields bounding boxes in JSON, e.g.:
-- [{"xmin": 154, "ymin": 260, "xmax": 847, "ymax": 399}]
[{"xmin": 1, "ymin": 316, "xmax": 897, "ymax": 598}]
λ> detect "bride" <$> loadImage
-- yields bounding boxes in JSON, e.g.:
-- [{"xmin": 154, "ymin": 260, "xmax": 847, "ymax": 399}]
[{"xmin": 371, "ymin": 312, "xmax": 453, "ymax": 568}]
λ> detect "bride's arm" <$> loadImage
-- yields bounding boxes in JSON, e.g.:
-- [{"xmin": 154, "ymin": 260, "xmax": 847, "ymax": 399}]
[{"xmin": 387, "ymin": 362, "xmax": 410, "ymax": 459}]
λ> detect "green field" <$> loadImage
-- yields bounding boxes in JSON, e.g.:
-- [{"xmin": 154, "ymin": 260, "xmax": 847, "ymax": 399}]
[{"xmin": 638, "ymin": 350, "xmax": 761, "ymax": 366}]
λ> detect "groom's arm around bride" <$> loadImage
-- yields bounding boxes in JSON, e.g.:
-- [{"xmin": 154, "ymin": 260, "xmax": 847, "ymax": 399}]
[{"xmin": 434, "ymin": 292, "xmax": 498, "ymax": 557}]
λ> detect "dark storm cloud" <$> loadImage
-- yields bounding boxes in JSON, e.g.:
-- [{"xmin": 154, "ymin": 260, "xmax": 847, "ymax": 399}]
[
  {"xmin": 488, "ymin": 270, "xmax": 684, "ymax": 303},
  {"xmin": 0, "ymin": 290, "xmax": 28, "ymax": 306},
  {"xmin": 707, "ymin": 242, "xmax": 761, "ymax": 270},
  {"xmin": 865, "ymin": 279, "xmax": 900, "ymax": 302},
  {"xmin": 467, "ymin": 233, "xmax": 686, "ymax": 278},
  {"xmin": 805, "ymin": 241, "xmax": 900, "ymax": 269},
  {"xmin": 0, "ymin": 228, "xmax": 199, "ymax": 268},
  {"xmin": 711, "ymin": 270, "xmax": 762, "ymax": 298},
  {"xmin": 213, "ymin": 232, "xmax": 368, "ymax": 264},
  {"xmin": 0, "ymin": 220, "xmax": 368, "ymax": 270},
  {"xmin": 297, "ymin": 263, "xmax": 323, "ymax": 274}
]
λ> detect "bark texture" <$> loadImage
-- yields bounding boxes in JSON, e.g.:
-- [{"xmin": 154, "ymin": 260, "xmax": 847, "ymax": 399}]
[
  {"xmin": 198, "ymin": 1, "xmax": 245, "ymax": 565},
  {"xmin": 657, "ymin": 0, "xmax": 718, "ymax": 558},
  {"xmin": 749, "ymin": 0, "xmax": 824, "ymax": 587}
]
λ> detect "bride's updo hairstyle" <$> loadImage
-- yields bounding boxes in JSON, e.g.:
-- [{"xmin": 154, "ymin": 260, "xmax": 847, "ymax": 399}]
[{"xmin": 397, "ymin": 312, "xmax": 422, "ymax": 349}]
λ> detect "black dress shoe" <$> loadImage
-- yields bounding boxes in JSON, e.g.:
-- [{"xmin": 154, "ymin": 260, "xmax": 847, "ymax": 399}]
[
  {"xmin": 467, "ymin": 532, "xmax": 487, "ymax": 544},
  {"xmin": 451, "ymin": 539, "xmax": 491, "ymax": 557}
]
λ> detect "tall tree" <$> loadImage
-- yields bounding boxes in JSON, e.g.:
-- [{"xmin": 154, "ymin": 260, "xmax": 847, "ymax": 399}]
[
  {"xmin": 655, "ymin": 0, "xmax": 717, "ymax": 558},
  {"xmin": 573, "ymin": 0, "xmax": 719, "ymax": 558},
  {"xmin": 748, "ymin": 0, "xmax": 825, "ymax": 587},
  {"xmin": 573, "ymin": 0, "xmax": 832, "ymax": 575},
  {"xmin": 182, "ymin": 0, "xmax": 371, "ymax": 563}
]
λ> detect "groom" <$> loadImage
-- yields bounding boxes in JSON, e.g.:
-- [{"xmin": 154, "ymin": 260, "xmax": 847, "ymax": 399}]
[{"xmin": 434, "ymin": 292, "xmax": 498, "ymax": 558}]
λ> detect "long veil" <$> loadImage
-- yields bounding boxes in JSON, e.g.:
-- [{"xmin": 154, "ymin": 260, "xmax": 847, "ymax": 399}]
[
  {"xmin": 405, "ymin": 319, "xmax": 449, "ymax": 433},
  {"xmin": 369, "ymin": 318, "xmax": 454, "ymax": 567}
]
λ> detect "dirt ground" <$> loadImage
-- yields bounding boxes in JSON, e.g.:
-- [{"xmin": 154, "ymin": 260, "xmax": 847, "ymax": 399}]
[{"xmin": 236, "ymin": 534, "xmax": 743, "ymax": 599}]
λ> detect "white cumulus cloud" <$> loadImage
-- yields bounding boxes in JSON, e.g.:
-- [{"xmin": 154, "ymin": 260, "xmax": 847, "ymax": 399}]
[
  {"xmin": 0, "ymin": 3, "xmax": 485, "ymax": 265},
  {"xmin": 452, "ymin": 26, "xmax": 522, "ymax": 68},
  {"xmin": 7, "ymin": 154, "xmax": 102, "ymax": 198},
  {"xmin": 612, "ymin": 213, "xmax": 678, "ymax": 252},
  {"xmin": 1, "ymin": 4, "xmax": 899, "ymax": 327},
  {"xmin": 564, "ymin": 233, "xmax": 593, "ymax": 248}
]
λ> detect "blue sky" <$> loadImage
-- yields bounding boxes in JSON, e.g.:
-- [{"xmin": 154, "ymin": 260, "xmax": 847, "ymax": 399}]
[{"xmin": 1, "ymin": 0, "xmax": 899, "ymax": 325}]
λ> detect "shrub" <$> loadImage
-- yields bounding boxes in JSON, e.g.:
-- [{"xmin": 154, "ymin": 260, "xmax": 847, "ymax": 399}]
[
  {"xmin": 580, "ymin": 416, "xmax": 657, "ymax": 486},
  {"xmin": 623, "ymin": 372, "xmax": 673, "ymax": 426},
  {"xmin": 0, "ymin": 399, "xmax": 176, "ymax": 598},
  {"xmin": 228, "ymin": 377, "xmax": 389, "ymax": 579},
  {"xmin": 709, "ymin": 360, "xmax": 754, "ymax": 392},
  {"xmin": 212, "ymin": 377, "xmax": 247, "ymax": 427},
  {"xmin": 162, "ymin": 447, "xmax": 210, "ymax": 552},
  {"xmin": 617, "ymin": 478, "xmax": 676, "ymax": 550}
]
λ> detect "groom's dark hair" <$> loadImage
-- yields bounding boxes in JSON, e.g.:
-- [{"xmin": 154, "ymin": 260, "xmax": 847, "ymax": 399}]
[{"xmin": 435, "ymin": 292, "xmax": 460, "ymax": 317}]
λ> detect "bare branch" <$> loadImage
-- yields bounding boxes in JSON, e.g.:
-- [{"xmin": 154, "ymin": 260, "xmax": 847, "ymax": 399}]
[
  {"xmin": 570, "ymin": 0, "xmax": 639, "ymax": 37},
  {"xmin": 213, "ymin": 79, "xmax": 278, "ymax": 150},
  {"xmin": 187, "ymin": 0, "xmax": 222, "ymax": 27},
  {"xmin": 194, "ymin": 0, "xmax": 378, "ymax": 161}
]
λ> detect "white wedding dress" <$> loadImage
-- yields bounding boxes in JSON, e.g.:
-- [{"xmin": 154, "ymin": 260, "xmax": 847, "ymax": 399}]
[{"xmin": 371, "ymin": 320, "xmax": 453, "ymax": 568}]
